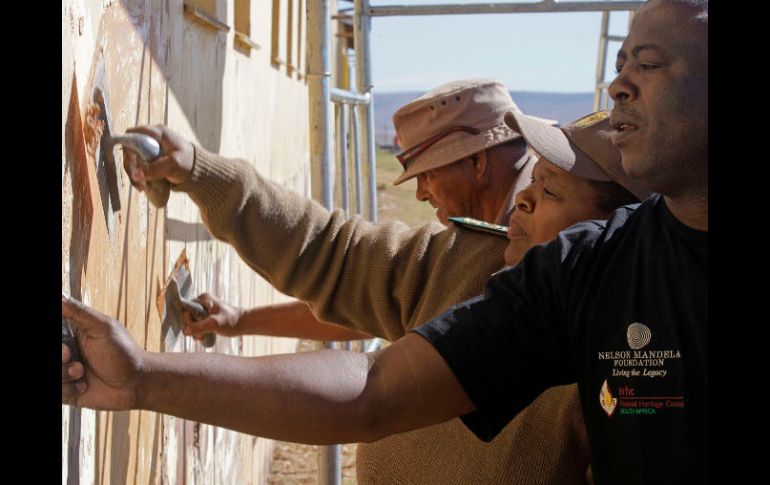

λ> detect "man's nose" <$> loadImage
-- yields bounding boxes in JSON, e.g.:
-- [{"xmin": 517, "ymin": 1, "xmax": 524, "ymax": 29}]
[
  {"xmin": 609, "ymin": 67, "xmax": 638, "ymax": 105},
  {"xmin": 514, "ymin": 186, "xmax": 535, "ymax": 213}
]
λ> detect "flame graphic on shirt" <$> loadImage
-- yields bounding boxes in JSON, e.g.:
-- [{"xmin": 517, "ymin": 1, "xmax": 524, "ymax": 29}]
[{"xmin": 599, "ymin": 379, "xmax": 618, "ymax": 417}]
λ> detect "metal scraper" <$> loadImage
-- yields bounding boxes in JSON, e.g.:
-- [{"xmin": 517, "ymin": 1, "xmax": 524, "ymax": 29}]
[
  {"xmin": 111, "ymin": 132, "xmax": 171, "ymax": 208},
  {"xmin": 157, "ymin": 251, "xmax": 217, "ymax": 349},
  {"xmin": 62, "ymin": 315, "xmax": 82, "ymax": 363}
]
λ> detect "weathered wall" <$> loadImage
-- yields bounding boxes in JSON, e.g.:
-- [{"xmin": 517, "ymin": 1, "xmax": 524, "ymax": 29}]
[{"xmin": 62, "ymin": 1, "xmax": 319, "ymax": 483}]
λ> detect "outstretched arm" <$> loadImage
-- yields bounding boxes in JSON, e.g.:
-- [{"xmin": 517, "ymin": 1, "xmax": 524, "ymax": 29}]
[
  {"xmin": 183, "ymin": 295, "xmax": 372, "ymax": 342},
  {"xmin": 62, "ymin": 295, "xmax": 472, "ymax": 444}
]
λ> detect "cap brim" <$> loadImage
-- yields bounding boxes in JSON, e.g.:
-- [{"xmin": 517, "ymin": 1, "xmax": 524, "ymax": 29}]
[
  {"xmin": 393, "ymin": 123, "xmax": 521, "ymax": 186},
  {"xmin": 504, "ymin": 111, "xmax": 611, "ymax": 182}
]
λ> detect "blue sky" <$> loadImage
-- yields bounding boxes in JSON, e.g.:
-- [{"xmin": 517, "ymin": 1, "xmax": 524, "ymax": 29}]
[{"xmin": 367, "ymin": 0, "xmax": 633, "ymax": 93}]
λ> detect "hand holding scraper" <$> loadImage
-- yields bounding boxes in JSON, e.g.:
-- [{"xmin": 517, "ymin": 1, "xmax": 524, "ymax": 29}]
[
  {"xmin": 114, "ymin": 125, "xmax": 196, "ymax": 208},
  {"xmin": 111, "ymin": 132, "xmax": 171, "ymax": 207},
  {"xmin": 62, "ymin": 315, "xmax": 82, "ymax": 363},
  {"xmin": 158, "ymin": 250, "xmax": 217, "ymax": 349}
]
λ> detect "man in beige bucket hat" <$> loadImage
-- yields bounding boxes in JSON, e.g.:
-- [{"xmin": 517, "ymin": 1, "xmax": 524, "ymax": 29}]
[
  {"xmin": 174, "ymin": 79, "xmax": 559, "ymax": 345},
  {"xmin": 392, "ymin": 78, "xmax": 556, "ymax": 225}
]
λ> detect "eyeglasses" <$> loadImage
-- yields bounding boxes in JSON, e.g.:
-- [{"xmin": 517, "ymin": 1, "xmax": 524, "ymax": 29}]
[{"xmin": 396, "ymin": 126, "xmax": 481, "ymax": 168}]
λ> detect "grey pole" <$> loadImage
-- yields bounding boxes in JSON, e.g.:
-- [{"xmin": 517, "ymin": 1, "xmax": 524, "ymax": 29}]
[
  {"xmin": 351, "ymin": 100, "xmax": 364, "ymax": 215},
  {"xmin": 354, "ymin": 0, "xmax": 378, "ymax": 222},
  {"xmin": 593, "ymin": 11, "xmax": 610, "ymax": 112},
  {"xmin": 339, "ymin": 102, "xmax": 351, "ymax": 215},
  {"xmin": 368, "ymin": 1, "xmax": 643, "ymax": 16},
  {"xmin": 308, "ymin": 0, "xmax": 334, "ymax": 210},
  {"xmin": 307, "ymin": 1, "xmax": 341, "ymax": 484}
]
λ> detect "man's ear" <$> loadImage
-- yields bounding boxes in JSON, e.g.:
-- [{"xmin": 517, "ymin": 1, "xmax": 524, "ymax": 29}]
[{"xmin": 471, "ymin": 150, "xmax": 489, "ymax": 181}]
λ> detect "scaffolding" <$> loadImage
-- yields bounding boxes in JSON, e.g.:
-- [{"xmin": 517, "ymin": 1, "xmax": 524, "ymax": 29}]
[{"xmin": 305, "ymin": 2, "xmax": 643, "ymax": 483}]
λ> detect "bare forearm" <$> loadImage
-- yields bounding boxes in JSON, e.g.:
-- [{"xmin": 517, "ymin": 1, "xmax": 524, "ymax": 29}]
[
  {"xmin": 240, "ymin": 302, "xmax": 372, "ymax": 341},
  {"xmin": 134, "ymin": 334, "xmax": 472, "ymax": 445},
  {"xmin": 138, "ymin": 349, "xmax": 378, "ymax": 444}
]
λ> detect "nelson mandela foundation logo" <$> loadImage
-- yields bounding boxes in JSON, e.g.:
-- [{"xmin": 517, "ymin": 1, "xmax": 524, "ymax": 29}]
[{"xmin": 597, "ymin": 323, "xmax": 685, "ymax": 417}]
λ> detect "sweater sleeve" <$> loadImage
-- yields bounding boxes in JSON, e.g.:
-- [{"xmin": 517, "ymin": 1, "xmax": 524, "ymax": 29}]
[{"xmin": 173, "ymin": 145, "xmax": 506, "ymax": 341}]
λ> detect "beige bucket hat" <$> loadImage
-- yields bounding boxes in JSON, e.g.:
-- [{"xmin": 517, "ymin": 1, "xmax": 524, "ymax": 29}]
[
  {"xmin": 392, "ymin": 79, "xmax": 556, "ymax": 185},
  {"xmin": 504, "ymin": 110, "xmax": 652, "ymax": 201}
]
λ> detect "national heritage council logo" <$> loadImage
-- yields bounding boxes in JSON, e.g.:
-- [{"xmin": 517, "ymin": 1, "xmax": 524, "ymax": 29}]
[{"xmin": 599, "ymin": 379, "xmax": 617, "ymax": 417}]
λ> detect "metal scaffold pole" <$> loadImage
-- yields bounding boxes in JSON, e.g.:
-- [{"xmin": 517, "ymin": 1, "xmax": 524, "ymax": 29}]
[
  {"xmin": 354, "ymin": 0, "xmax": 378, "ymax": 223},
  {"xmin": 307, "ymin": 1, "xmax": 341, "ymax": 484}
]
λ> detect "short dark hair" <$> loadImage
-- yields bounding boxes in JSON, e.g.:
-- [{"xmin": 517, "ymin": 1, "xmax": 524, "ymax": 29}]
[{"xmin": 586, "ymin": 180, "xmax": 641, "ymax": 214}]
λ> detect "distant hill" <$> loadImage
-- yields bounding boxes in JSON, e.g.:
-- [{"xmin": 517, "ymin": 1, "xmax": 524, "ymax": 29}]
[{"xmin": 374, "ymin": 90, "xmax": 596, "ymax": 147}]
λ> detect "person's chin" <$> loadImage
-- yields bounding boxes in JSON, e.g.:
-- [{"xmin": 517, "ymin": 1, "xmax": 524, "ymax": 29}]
[
  {"xmin": 437, "ymin": 209, "xmax": 449, "ymax": 226},
  {"xmin": 620, "ymin": 152, "xmax": 648, "ymax": 180},
  {"xmin": 504, "ymin": 243, "xmax": 525, "ymax": 267}
]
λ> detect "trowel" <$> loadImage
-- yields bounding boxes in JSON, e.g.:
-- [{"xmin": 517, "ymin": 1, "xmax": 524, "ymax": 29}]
[{"xmin": 157, "ymin": 250, "xmax": 217, "ymax": 349}]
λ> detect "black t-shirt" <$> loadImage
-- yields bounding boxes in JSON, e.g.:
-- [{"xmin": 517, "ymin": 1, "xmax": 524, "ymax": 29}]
[{"xmin": 413, "ymin": 195, "xmax": 707, "ymax": 485}]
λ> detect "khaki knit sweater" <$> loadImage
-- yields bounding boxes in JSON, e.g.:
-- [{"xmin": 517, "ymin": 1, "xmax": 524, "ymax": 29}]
[{"xmin": 177, "ymin": 146, "xmax": 590, "ymax": 484}]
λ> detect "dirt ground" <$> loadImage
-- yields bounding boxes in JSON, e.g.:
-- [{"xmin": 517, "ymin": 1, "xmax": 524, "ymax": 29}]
[{"xmin": 268, "ymin": 441, "xmax": 358, "ymax": 485}]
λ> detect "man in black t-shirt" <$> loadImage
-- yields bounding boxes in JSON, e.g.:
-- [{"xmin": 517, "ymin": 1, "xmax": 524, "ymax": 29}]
[
  {"xmin": 61, "ymin": 1, "xmax": 707, "ymax": 483},
  {"xmin": 410, "ymin": 2, "xmax": 708, "ymax": 481},
  {"xmin": 415, "ymin": 192, "xmax": 707, "ymax": 483}
]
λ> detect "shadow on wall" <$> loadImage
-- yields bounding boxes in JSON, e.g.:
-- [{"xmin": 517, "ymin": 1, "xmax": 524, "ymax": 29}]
[{"xmin": 120, "ymin": 0, "xmax": 227, "ymax": 152}]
